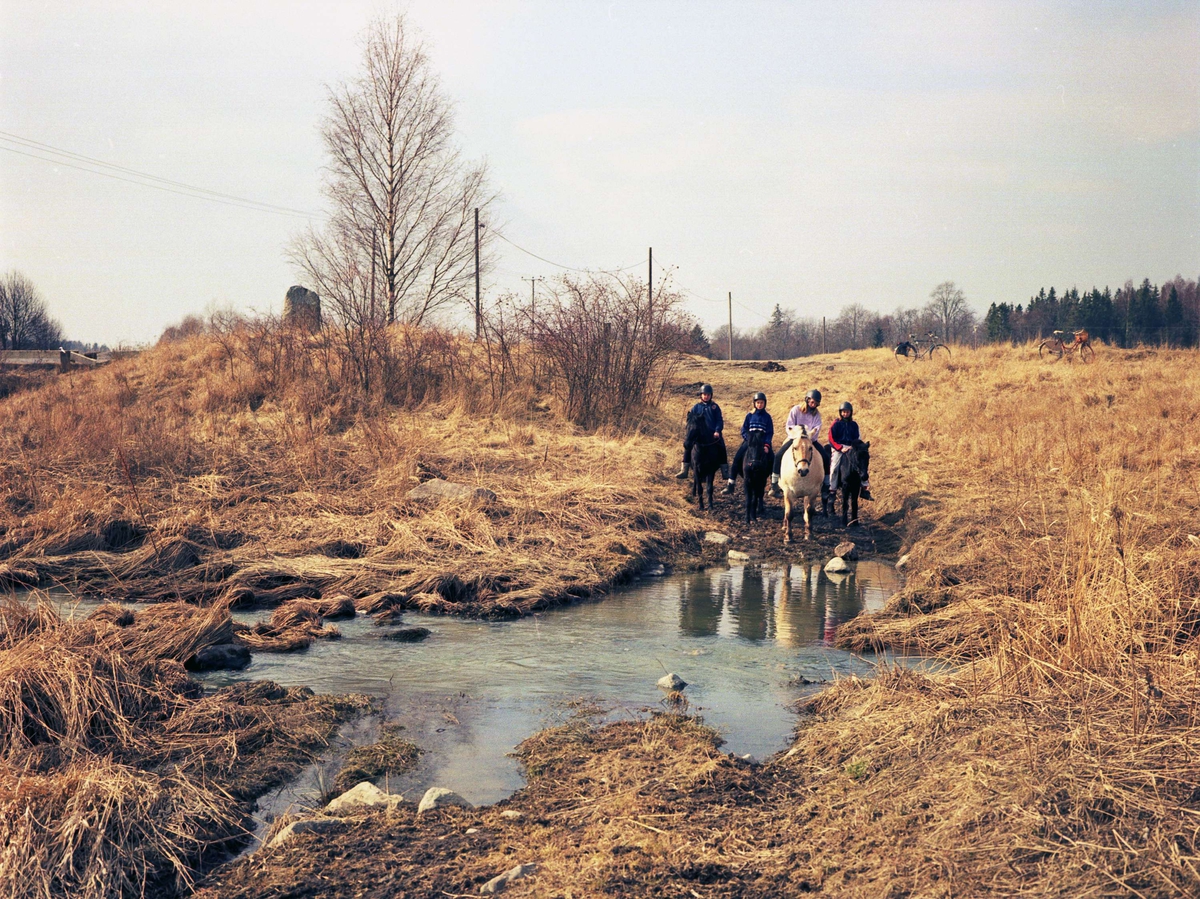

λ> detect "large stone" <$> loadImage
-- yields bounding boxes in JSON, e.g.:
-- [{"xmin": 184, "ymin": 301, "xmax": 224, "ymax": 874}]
[
  {"xmin": 657, "ymin": 672, "xmax": 688, "ymax": 692},
  {"xmin": 727, "ymin": 550, "xmax": 751, "ymax": 562},
  {"xmin": 825, "ymin": 556, "xmax": 851, "ymax": 574},
  {"xmin": 418, "ymin": 787, "xmax": 473, "ymax": 813},
  {"xmin": 325, "ymin": 781, "xmax": 402, "ymax": 816},
  {"xmin": 267, "ymin": 817, "xmax": 341, "ymax": 849},
  {"xmin": 185, "ymin": 643, "xmax": 251, "ymax": 672},
  {"xmin": 480, "ymin": 863, "xmax": 537, "ymax": 895},
  {"xmin": 408, "ymin": 478, "xmax": 497, "ymax": 505},
  {"xmin": 834, "ymin": 541, "xmax": 859, "ymax": 560},
  {"xmin": 703, "ymin": 532, "xmax": 731, "ymax": 545}
]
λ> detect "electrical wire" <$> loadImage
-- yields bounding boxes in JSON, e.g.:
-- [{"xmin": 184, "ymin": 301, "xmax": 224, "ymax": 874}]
[
  {"xmin": 0, "ymin": 130, "xmax": 319, "ymax": 219},
  {"xmin": 492, "ymin": 229, "xmax": 642, "ymax": 274}
]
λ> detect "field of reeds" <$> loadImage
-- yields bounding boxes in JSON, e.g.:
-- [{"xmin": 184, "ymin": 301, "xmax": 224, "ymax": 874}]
[{"xmin": 4, "ymin": 329, "xmax": 1200, "ymax": 896}]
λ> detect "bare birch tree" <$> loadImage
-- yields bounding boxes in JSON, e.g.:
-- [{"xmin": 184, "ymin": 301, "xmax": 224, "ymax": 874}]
[
  {"xmin": 291, "ymin": 13, "xmax": 493, "ymax": 332},
  {"xmin": 926, "ymin": 281, "xmax": 975, "ymax": 343},
  {"xmin": 0, "ymin": 271, "xmax": 63, "ymax": 350}
]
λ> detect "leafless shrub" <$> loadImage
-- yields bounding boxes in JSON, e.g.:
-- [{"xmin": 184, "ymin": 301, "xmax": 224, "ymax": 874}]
[{"xmin": 526, "ymin": 274, "xmax": 692, "ymax": 429}]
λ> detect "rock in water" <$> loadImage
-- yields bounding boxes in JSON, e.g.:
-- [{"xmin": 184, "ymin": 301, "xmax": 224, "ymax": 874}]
[
  {"xmin": 418, "ymin": 787, "xmax": 473, "ymax": 813},
  {"xmin": 185, "ymin": 643, "xmax": 251, "ymax": 671},
  {"xmin": 382, "ymin": 626, "xmax": 432, "ymax": 642},
  {"xmin": 657, "ymin": 672, "xmax": 688, "ymax": 692},
  {"xmin": 834, "ymin": 541, "xmax": 859, "ymax": 560},
  {"xmin": 727, "ymin": 550, "xmax": 751, "ymax": 562},
  {"xmin": 825, "ymin": 556, "xmax": 851, "ymax": 573}
]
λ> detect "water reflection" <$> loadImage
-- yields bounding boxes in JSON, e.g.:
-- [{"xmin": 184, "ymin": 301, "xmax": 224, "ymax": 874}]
[
  {"xmin": 679, "ymin": 561, "xmax": 898, "ymax": 647},
  {"xmin": 13, "ymin": 560, "xmax": 905, "ymax": 807}
]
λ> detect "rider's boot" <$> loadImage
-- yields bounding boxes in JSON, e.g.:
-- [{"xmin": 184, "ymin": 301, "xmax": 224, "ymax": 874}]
[
  {"xmin": 769, "ymin": 473, "xmax": 783, "ymax": 498},
  {"xmin": 719, "ymin": 464, "xmax": 730, "ymax": 481},
  {"xmin": 721, "ymin": 478, "xmax": 736, "ymax": 495},
  {"xmin": 675, "ymin": 462, "xmax": 690, "ymax": 479},
  {"xmin": 860, "ymin": 481, "xmax": 874, "ymax": 501}
]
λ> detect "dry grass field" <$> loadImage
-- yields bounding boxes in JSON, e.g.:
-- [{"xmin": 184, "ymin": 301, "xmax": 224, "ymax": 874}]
[{"xmin": 3, "ymin": 332, "xmax": 1199, "ymax": 896}]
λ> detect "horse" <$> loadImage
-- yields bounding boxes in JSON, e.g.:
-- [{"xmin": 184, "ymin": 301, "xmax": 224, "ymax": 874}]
[
  {"xmin": 778, "ymin": 424, "xmax": 825, "ymax": 542},
  {"xmin": 685, "ymin": 405, "xmax": 725, "ymax": 512},
  {"xmin": 741, "ymin": 429, "xmax": 773, "ymax": 524},
  {"xmin": 835, "ymin": 440, "xmax": 871, "ymax": 527}
]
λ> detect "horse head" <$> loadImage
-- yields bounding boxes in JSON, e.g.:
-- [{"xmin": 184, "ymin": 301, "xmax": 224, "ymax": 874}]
[
  {"xmin": 785, "ymin": 424, "xmax": 814, "ymax": 477},
  {"xmin": 852, "ymin": 440, "xmax": 871, "ymax": 480},
  {"xmin": 744, "ymin": 428, "xmax": 767, "ymax": 465},
  {"xmin": 685, "ymin": 405, "xmax": 707, "ymax": 443}
]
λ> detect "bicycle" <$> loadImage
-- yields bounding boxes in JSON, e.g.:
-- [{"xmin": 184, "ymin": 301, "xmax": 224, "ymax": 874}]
[
  {"xmin": 894, "ymin": 332, "xmax": 950, "ymax": 361},
  {"xmin": 1038, "ymin": 329, "xmax": 1094, "ymax": 363}
]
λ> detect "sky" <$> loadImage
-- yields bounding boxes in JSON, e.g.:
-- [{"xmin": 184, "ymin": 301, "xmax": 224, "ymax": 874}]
[{"xmin": 1, "ymin": 0, "xmax": 1197, "ymax": 346}]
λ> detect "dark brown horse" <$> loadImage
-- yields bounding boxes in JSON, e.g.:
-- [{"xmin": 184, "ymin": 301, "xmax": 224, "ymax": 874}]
[
  {"xmin": 741, "ymin": 429, "xmax": 773, "ymax": 523},
  {"xmin": 686, "ymin": 405, "xmax": 726, "ymax": 511},
  {"xmin": 837, "ymin": 441, "xmax": 871, "ymax": 526}
]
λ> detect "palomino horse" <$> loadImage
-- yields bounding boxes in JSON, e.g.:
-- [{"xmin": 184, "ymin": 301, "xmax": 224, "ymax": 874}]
[
  {"xmin": 685, "ymin": 405, "xmax": 726, "ymax": 512},
  {"xmin": 778, "ymin": 424, "xmax": 825, "ymax": 542},
  {"xmin": 834, "ymin": 441, "xmax": 870, "ymax": 527},
  {"xmin": 741, "ymin": 429, "xmax": 773, "ymax": 524}
]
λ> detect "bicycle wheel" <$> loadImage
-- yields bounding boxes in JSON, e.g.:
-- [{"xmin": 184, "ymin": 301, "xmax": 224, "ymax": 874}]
[
  {"xmin": 895, "ymin": 344, "xmax": 918, "ymax": 361},
  {"xmin": 1079, "ymin": 343, "xmax": 1095, "ymax": 363},
  {"xmin": 1039, "ymin": 340, "xmax": 1063, "ymax": 361},
  {"xmin": 928, "ymin": 344, "xmax": 950, "ymax": 360}
]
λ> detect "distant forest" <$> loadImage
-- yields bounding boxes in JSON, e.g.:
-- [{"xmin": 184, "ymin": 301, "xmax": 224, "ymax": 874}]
[{"xmin": 693, "ymin": 276, "xmax": 1200, "ymax": 359}]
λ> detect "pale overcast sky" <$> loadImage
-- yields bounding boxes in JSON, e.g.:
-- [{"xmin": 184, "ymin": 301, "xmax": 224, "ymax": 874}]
[{"xmin": 1, "ymin": 1, "xmax": 1197, "ymax": 345}]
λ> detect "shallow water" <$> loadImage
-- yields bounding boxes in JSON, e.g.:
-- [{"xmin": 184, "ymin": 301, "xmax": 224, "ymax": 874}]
[{"xmin": 19, "ymin": 560, "xmax": 905, "ymax": 816}]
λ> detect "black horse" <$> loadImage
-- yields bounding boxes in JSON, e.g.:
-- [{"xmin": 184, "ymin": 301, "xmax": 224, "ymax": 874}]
[
  {"xmin": 837, "ymin": 441, "xmax": 871, "ymax": 527},
  {"xmin": 741, "ymin": 429, "xmax": 773, "ymax": 523},
  {"xmin": 685, "ymin": 406, "xmax": 726, "ymax": 511}
]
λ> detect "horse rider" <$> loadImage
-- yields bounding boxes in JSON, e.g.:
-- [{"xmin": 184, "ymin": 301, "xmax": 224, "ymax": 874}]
[
  {"xmin": 828, "ymin": 401, "xmax": 874, "ymax": 501},
  {"xmin": 675, "ymin": 383, "xmax": 729, "ymax": 481},
  {"xmin": 721, "ymin": 391, "xmax": 774, "ymax": 494},
  {"xmin": 770, "ymin": 388, "xmax": 829, "ymax": 498}
]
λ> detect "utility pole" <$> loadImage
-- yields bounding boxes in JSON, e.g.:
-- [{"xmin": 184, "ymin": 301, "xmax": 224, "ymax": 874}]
[
  {"xmin": 474, "ymin": 207, "xmax": 481, "ymax": 340},
  {"xmin": 648, "ymin": 247, "xmax": 653, "ymax": 302},
  {"xmin": 522, "ymin": 276, "xmax": 544, "ymax": 337},
  {"xmin": 370, "ymin": 227, "xmax": 377, "ymax": 321},
  {"xmin": 728, "ymin": 292, "xmax": 733, "ymax": 361}
]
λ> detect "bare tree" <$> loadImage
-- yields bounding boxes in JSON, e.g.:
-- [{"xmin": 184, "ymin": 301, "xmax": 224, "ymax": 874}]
[
  {"xmin": 0, "ymin": 271, "xmax": 63, "ymax": 350},
  {"xmin": 291, "ymin": 13, "xmax": 494, "ymax": 330},
  {"xmin": 926, "ymin": 281, "xmax": 975, "ymax": 343}
]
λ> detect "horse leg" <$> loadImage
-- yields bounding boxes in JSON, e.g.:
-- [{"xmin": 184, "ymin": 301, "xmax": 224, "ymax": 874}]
[
  {"xmin": 849, "ymin": 488, "xmax": 859, "ymax": 527},
  {"xmin": 803, "ymin": 496, "xmax": 812, "ymax": 540},
  {"xmin": 782, "ymin": 494, "xmax": 793, "ymax": 544},
  {"xmin": 744, "ymin": 478, "xmax": 753, "ymax": 523},
  {"xmin": 694, "ymin": 470, "xmax": 704, "ymax": 510}
]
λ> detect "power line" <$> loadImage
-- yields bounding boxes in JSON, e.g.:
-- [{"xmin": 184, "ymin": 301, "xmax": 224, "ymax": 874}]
[
  {"xmin": 491, "ymin": 229, "xmax": 642, "ymax": 274},
  {"xmin": 0, "ymin": 130, "xmax": 318, "ymax": 219}
]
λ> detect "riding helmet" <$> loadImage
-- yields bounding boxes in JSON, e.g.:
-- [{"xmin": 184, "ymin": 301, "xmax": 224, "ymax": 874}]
[
  {"xmin": 700, "ymin": 383, "xmax": 713, "ymax": 396},
  {"xmin": 839, "ymin": 401, "xmax": 854, "ymax": 414},
  {"xmin": 804, "ymin": 388, "xmax": 821, "ymax": 405},
  {"xmin": 752, "ymin": 391, "xmax": 767, "ymax": 404}
]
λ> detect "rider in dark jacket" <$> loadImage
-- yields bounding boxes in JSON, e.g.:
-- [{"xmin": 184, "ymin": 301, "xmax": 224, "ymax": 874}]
[
  {"xmin": 676, "ymin": 384, "xmax": 729, "ymax": 479},
  {"xmin": 722, "ymin": 392, "xmax": 774, "ymax": 494},
  {"xmin": 828, "ymin": 401, "xmax": 873, "ymax": 500}
]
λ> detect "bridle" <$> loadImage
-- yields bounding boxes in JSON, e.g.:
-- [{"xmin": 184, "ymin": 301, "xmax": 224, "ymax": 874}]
[{"xmin": 791, "ymin": 431, "xmax": 814, "ymax": 476}]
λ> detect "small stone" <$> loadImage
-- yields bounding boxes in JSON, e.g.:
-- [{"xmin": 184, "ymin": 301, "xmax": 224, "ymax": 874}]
[
  {"xmin": 324, "ymin": 781, "xmax": 402, "ymax": 815},
  {"xmin": 704, "ymin": 531, "xmax": 731, "ymax": 545},
  {"xmin": 408, "ymin": 478, "xmax": 497, "ymax": 505},
  {"xmin": 657, "ymin": 672, "xmax": 688, "ymax": 692},
  {"xmin": 267, "ymin": 817, "xmax": 341, "ymax": 849},
  {"xmin": 480, "ymin": 863, "xmax": 537, "ymax": 895},
  {"xmin": 896, "ymin": 553, "xmax": 911, "ymax": 569},
  {"xmin": 825, "ymin": 556, "xmax": 851, "ymax": 573},
  {"xmin": 499, "ymin": 810, "xmax": 523, "ymax": 820},
  {"xmin": 418, "ymin": 787, "xmax": 473, "ymax": 813},
  {"xmin": 834, "ymin": 541, "xmax": 859, "ymax": 560},
  {"xmin": 382, "ymin": 626, "xmax": 432, "ymax": 642},
  {"xmin": 645, "ymin": 565, "xmax": 667, "ymax": 577},
  {"xmin": 466, "ymin": 827, "xmax": 479, "ymax": 834},
  {"xmin": 727, "ymin": 550, "xmax": 751, "ymax": 562}
]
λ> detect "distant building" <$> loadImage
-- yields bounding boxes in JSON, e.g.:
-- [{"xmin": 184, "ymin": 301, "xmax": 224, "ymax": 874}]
[{"xmin": 284, "ymin": 286, "xmax": 321, "ymax": 331}]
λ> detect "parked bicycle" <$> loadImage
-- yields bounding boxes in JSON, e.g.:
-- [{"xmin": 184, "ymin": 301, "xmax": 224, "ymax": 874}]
[
  {"xmin": 1038, "ymin": 329, "xmax": 1094, "ymax": 363},
  {"xmin": 894, "ymin": 332, "xmax": 950, "ymax": 361}
]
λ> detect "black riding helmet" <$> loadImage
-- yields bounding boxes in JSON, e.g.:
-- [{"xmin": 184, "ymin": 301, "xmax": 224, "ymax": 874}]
[
  {"xmin": 700, "ymin": 383, "xmax": 714, "ymax": 397},
  {"xmin": 805, "ymin": 388, "xmax": 821, "ymax": 405},
  {"xmin": 752, "ymin": 391, "xmax": 766, "ymax": 404},
  {"xmin": 839, "ymin": 401, "xmax": 853, "ymax": 414}
]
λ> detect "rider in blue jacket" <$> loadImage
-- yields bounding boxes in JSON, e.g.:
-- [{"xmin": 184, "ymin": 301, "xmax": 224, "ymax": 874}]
[
  {"xmin": 828, "ymin": 401, "xmax": 873, "ymax": 500},
  {"xmin": 676, "ymin": 384, "xmax": 729, "ymax": 479},
  {"xmin": 722, "ymin": 392, "xmax": 774, "ymax": 494}
]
